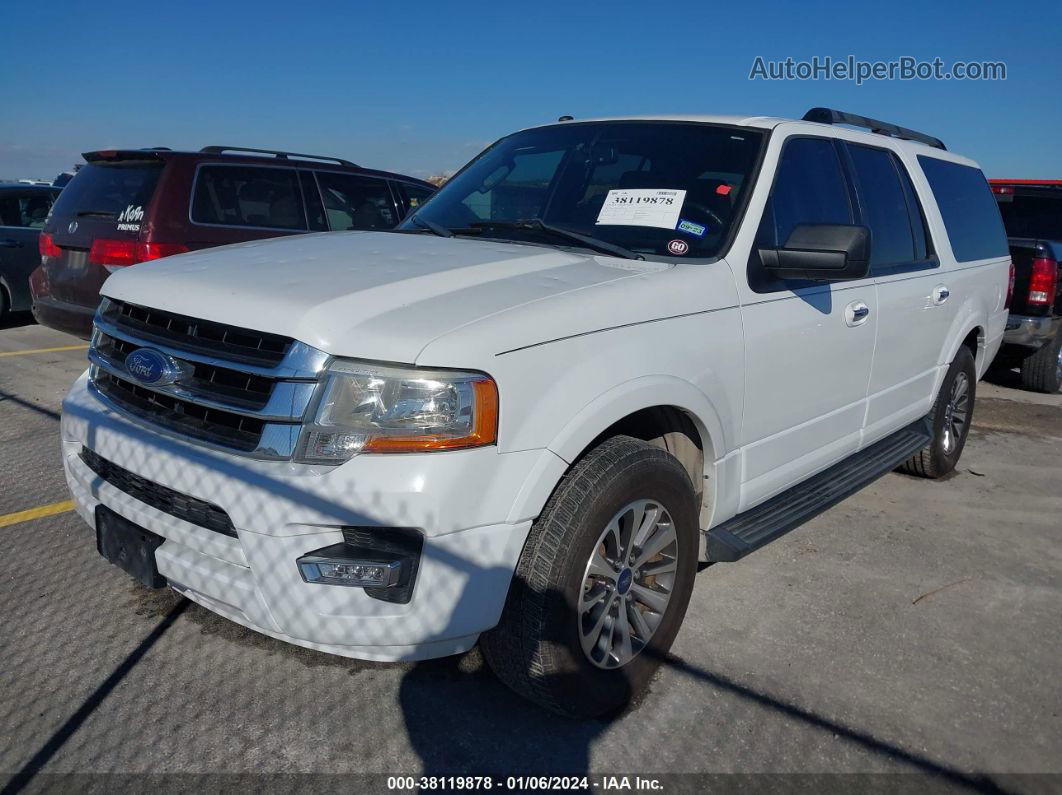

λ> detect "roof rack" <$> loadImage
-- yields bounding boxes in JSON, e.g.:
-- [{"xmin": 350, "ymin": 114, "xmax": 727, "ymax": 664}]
[
  {"xmin": 801, "ymin": 107, "xmax": 945, "ymax": 150},
  {"xmin": 199, "ymin": 146, "xmax": 358, "ymax": 167}
]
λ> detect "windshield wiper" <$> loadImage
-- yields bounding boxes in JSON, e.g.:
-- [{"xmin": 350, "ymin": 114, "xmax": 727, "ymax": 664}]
[
  {"xmin": 467, "ymin": 219, "xmax": 643, "ymax": 260},
  {"xmin": 408, "ymin": 215, "xmax": 453, "ymax": 238}
]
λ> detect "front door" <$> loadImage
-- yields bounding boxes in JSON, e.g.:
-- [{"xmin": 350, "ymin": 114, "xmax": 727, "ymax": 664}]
[{"xmin": 738, "ymin": 136, "xmax": 877, "ymax": 510}]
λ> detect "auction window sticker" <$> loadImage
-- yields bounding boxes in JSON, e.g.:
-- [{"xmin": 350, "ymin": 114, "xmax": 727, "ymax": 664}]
[{"xmin": 595, "ymin": 188, "xmax": 686, "ymax": 229}]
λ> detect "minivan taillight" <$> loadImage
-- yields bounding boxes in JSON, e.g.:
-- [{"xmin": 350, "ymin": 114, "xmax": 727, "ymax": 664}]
[
  {"xmin": 89, "ymin": 239, "xmax": 139, "ymax": 267},
  {"xmin": 138, "ymin": 242, "xmax": 190, "ymax": 261},
  {"xmin": 1005, "ymin": 261, "xmax": 1015, "ymax": 309},
  {"xmin": 39, "ymin": 232, "xmax": 61, "ymax": 258},
  {"xmin": 1028, "ymin": 257, "xmax": 1059, "ymax": 306},
  {"xmin": 88, "ymin": 239, "xmax": 190, "ymax": 268}
]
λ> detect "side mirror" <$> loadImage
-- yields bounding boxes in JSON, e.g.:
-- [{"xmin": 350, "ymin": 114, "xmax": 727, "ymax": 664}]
[{"xmin": 760, "ymin": 223, "xmax": 870, "ymax": 281}]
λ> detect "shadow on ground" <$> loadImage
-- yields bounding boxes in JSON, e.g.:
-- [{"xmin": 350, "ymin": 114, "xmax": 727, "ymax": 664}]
[{"xmin": 0, "ymin": 311, "xmax": 36, "ymax": 331}]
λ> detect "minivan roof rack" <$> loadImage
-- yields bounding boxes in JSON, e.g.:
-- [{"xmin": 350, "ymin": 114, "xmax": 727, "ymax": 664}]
[
  {"xmin": 801, "ymin": 107, "xmax": 946, "ymax": 150},
  {"xmin": 199, "ymin": 146, "xmax": 358, "ymax": 167}
]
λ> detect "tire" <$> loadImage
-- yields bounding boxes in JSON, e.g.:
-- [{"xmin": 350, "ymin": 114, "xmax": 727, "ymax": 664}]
[
  {"xmin": 1019, "ymin": 330, "xmax": 1062, "ymax": 393},
  {"xmin": 0, "ymin": 284, "xmax": 8, "ymax": 324},
  {"xmin": 482, "ymin": 435, "xmax": 699, "ymax": 718},
  {"xmin": 898, "ymin": 345, "xmax": 977, "ymax": 478}
]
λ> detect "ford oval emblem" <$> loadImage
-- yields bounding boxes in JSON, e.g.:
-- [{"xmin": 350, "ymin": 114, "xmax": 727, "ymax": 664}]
[{"xmin": 124, "ymin": 348, "xmax": 184, "ymax": 386}]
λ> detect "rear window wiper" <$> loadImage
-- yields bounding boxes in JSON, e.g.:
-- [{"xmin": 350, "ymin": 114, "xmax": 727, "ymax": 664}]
[
  {"xmin": 465, "ymin": 219, "xmax": 643, "ymax": 260},
  {"xmin": 408, "ymin": 215, "xmax": 453, "ymax": 238},
  {"xmin": 76, "ymin": 209, "xmax": 118, "ymax": 218}
]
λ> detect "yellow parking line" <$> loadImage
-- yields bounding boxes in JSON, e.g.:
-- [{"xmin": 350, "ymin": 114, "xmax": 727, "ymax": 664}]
[
  {"xmin": 0, "ymin": 500, "xmax": 75, "ymax": 528},
  {"xmin": 0, "ymin": 344, "xmax": 89, "ymax": 358}
]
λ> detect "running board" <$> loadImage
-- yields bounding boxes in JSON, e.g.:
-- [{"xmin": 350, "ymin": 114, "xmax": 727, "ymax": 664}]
[{"xmin": 706, "ymin": 418, "xmax": 933, "ymax": 563}]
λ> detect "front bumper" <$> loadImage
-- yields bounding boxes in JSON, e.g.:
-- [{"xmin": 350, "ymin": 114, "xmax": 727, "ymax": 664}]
[
  {"xmin": 62, "ymin": 372, "xmax": 559, "ymax": 661},
  {"xmin": 1003, "ymin": 314, "xmax": 1061, "ymax": 350}
]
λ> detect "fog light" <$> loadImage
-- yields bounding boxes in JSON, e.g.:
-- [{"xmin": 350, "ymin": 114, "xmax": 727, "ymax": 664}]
[
  {"xmin": 298, "ymin": 545, "xmax": 403, "ymax": 587},
  {"xmin": 297, "ymin": 527, "xmax": 424, "ymax": 604}
]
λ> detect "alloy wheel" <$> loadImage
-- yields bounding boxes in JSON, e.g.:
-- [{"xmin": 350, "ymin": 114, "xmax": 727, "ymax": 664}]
[
  {"xmin": 941, "ymin": 371, "xmax": 970, "ymax": 455},
  {"xmin": 579, "ymin": 499, "xmax": 678, "ymax": 669}
]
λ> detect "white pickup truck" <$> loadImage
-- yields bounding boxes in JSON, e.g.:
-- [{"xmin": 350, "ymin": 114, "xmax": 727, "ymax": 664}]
[{"xmin": 62, "ymin": 108, "xmax": 1010, "ymax": 716}]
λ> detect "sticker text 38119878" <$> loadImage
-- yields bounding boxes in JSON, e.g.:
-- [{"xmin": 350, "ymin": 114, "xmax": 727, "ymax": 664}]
[{"xmin": 596, "ymin": 189, "xmax": 686, "ymax": 229}]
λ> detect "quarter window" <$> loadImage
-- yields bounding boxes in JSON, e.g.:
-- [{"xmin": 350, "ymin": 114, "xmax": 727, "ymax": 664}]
[
  {"xmin": 191, "ymin": 166, "xmax": 306, "ymax": 230},
  {"xmin": 917, "ymin": 157, "xmax": 1008, "ymax": 262},
  {"xmin": 314, "ymin": 172, "xmax": 397, "ymax": 230},
  {"xmin": 401, "ymin": 183, "xmax": 435, "ymax": 211}
]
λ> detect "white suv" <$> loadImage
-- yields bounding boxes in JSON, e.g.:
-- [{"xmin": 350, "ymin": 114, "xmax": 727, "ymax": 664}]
[{"xmin": 62, "ymin": 108, "xmax": 1010, "ymax": 716}]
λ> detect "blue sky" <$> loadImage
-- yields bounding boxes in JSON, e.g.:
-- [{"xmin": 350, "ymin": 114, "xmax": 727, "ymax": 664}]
[{"xmin": 1, "ymin": 0, "xmax": 1059, "ymax": 180}]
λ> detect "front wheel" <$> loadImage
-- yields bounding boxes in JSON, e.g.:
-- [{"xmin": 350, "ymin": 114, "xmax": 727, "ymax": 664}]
[
  {"xmin": 482, "ymin": 435, "xmax": 698, "ymax": 718},
  {"xmin": 898, "ymin": 346, "xmax": 977, "ymax": 478}
]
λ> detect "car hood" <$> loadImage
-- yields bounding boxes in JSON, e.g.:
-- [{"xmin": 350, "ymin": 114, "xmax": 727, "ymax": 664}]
[{"xmin": 101, "ymin": 231, "xmax": 667, "ymax": 363}]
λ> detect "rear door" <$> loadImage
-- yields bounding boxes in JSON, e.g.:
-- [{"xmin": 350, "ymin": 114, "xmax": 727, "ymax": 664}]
[
  {"xmin": 40, "ymin": 159, "xmax": 164, "ymax": 310},
  {"xmin": 845, "ymin": 142, "xmax": 951, "ymax": 443},
  {"xmin": 738, "ymin": 135, "xmax": 878, "ymax": 509},
  {"xmin": 0, "ymin": 189, "xmax": 59, "ymax": 310}
]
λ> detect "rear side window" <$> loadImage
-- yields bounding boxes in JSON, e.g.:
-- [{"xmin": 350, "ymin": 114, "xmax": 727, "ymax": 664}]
[
  {"xmin": 759, "ymin": 137, "xmax": 852, "ymax": 248},
  {"xmin": 0, "ymin": 192, "xmax": 57, "ymax": 228},
  {"xmin": 847, "ymin": 144, "xmax": 922, "ymax": 269},
  {"xmin": 191, "ymin": 166, "xmax": 306, "ymax": 230},
  {"xmin": 315, "ymin": 172, "xmax": 396, "ymax": 230},
  {"xmin": 917, "ymin": 157, "xmax": 1008, "ymax": 262},
  {"xmin": 49, "ymin": 161, "xmax": 162, "ymax": 221}
]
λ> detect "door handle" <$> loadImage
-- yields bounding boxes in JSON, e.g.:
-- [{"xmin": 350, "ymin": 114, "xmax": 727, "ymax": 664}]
[
  {"xmin": 0, "ymin": 239, "xmax": 23, "ymax": 248},
  {"xmin": 931, "ymin": 284, "xmax": 950, "ymax": 305},
  {"xmin": 845, "ymin": 300, "xmax": 870, "ymax": 327}
]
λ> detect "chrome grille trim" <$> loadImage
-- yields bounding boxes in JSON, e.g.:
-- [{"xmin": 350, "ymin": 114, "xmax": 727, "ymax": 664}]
[
  {"xmin": 88, "ymin": 370, "xmax": 305, "ymax": 460},
  {"xmin": 89, "ymin": 346, "xmax": 318, "ymax": 421},
  {"xmin": 89, "ymin": 299, "xmax": 332, "ymax": 460},
  {"xmin": 94, "ymin": 316, "xmax": 329, "ymax": 379}
]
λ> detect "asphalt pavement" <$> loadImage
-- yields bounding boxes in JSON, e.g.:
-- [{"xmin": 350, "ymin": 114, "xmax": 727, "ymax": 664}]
[{"xmin": 1, "ymin": 312, "xmax": 1060, "ymax": 793}]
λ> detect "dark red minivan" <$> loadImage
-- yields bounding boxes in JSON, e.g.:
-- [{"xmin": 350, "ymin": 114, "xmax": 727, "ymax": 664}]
[{"xmin": 31, "ymin": 146, "xmax": 435, "ymax": 338}]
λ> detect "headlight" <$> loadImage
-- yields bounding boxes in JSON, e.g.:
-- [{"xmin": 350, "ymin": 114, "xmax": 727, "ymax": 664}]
[{"xmin": 296, "ymin": 360, "xmax": 499, "ymax": 462}]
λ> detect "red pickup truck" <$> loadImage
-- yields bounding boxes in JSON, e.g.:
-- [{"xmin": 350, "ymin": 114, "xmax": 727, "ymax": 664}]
[{"xmin": 990, "ymin": 180, "xmax": 1062, "ymax": 393}]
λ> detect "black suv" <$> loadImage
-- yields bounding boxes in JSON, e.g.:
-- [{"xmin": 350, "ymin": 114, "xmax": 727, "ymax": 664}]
[
  {"xmin": 0, "ymin": 184, "xmax": 62, "ymax": 321},
  {"xmin": 31, "ymin": 146, "xmax": 435, "ymax": 338}
]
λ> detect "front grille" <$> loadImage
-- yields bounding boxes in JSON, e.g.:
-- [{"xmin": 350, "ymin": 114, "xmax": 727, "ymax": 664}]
[
  {"xmin": 97, "ymin": 332, "xmax": 275, "ymax": 410},
  {"xmin": 81, "ymin": 446, "xmax": 237, "ymax": 538},
  {"xmin": 89, "ymin": 299, "xmax": 328, "ymax": 458},
  {"xmin": 106, "ymin": 300, "xmax": 293, "ymax": 365},
  {"xmin": 94, "ymin": 371, "xmax": 265, "ymax": 451}
]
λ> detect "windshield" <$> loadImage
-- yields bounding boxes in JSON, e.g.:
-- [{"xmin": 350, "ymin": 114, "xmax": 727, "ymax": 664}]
[{"xmin": 401, "ymin": 122, "xmax": 765, "ymax": 259}]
